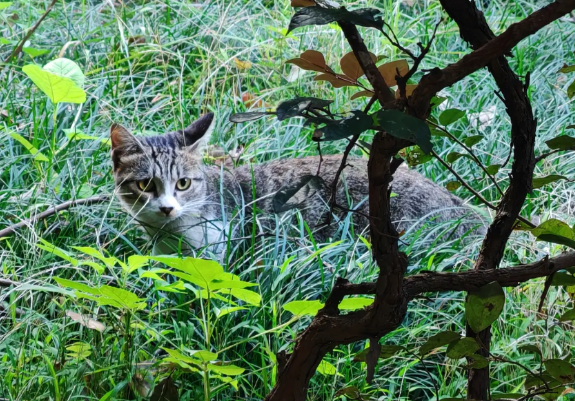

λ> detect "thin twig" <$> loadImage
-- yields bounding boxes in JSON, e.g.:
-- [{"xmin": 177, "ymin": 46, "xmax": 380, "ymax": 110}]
[{"xmin": 0, "ymin": 195, "xmax": 111, "ymax": 237}]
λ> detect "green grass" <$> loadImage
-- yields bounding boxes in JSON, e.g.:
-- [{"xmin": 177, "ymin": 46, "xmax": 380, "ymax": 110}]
[{"xmin": 1, "ymin": 0, "xmax": 575, "ymax": 400}]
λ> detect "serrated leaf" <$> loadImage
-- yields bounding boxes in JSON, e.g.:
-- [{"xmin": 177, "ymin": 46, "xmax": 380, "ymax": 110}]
[
  {"xmin": 551, "ymin": 272, "xmax": 575, "ymax": 286},
  {"xmin": 43, "ymin": 58, "xmax": 85, "ymax": 88},
  {"xmin": 439, "ymin": 108, "xmax": 465, "ymax": 126},
  {"xmin": 350, "ymin": 90, "xmax": 373, "ymax": 100},
  {"xmin": 315, "ymin": 110, "xmax": 372, "ymax": 141},
  {"xmin": 446, "ymin": 181, "xmax": 462, "ymax": 191},
  {"xmin": 276, "ymin": 97, "xmax": 333, "ymax": 120},
  {"xmin": 283, "ymin": 300, "xmax": 324, "ymax": 316},
  {"xmin": 446, "ymin": 152, "xmax": 466, "ymax": 163},
  {"xmin": 338, "ymin": 297, "xmax": 373, "ymax": 310},
  {"xmin": 191, "ymin": 350, "xmax": 218, "ymax": 362},
  {"xmin": 445, "ymin": 337, "xmax": 480, "ymax": 359},
  {"xmin": 466, "ymin": 282, "xmax": 505, "ymax": 333},
  {"xmin": 9, "ymin": 132, "xmax": 49, "ymax": 161},
  {"xmin": 22, "ymin": 64, "xmax": 86, "ymax": 104},
  {"xmin": 287, "ymin": 6, "xmax": 384, "ymax": 33},
  {"xmin": 544, "ymin": 359, "xmax": 575, "ymax": 383},
  {"xmin": 22, "ymin": 47, "xmax": 48, "ymax": 57},
  {"xmin": 486, "ymin": 164, "xmax": 501, "ymax": 175},
  {"xmin": 531, "ymin": 219, "xmax": 575, "ymax": 249},
  {"xmin": 419, "ymin": 331, "xmax": 461, "ymax": 356},
  {"xmin": 229, "ymin": 112, "xmax": 270, "ymax": 123},
  {"xmin": 463, "ymin": 135, "xmax": 483, "ymax": 147},
  {"xmin": 340, "ymin": 51, "xmax": 377, "ymax": 80},
  {"xmin": 374, "ymin": 109, "xmax": 433, "ymax": 154},
  {"xmin": 545, "ymin": 135, "xmax": 575, "ymax": 151},
  {"xmin": 208, "ymin": 363, "xmax": 245, "ymax": 376},
  {"xmin": 377, "ymin": 59, "xmax": 409, "ymax": 87},
  {"xmin": 150, "ymin": 377, "xmax": 179, "ymax": 401},
  {"xmin": 532, "ymin": 174, "xmax": 568, "ymax": 189},
  {"xmin": 272, "ymin": 175, "xmax": 324, "ymax": 213}
]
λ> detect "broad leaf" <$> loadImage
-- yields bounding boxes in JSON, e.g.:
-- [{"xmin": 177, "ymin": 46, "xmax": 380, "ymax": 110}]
[
  {"xmin": 23, "ymin": 64, "xmax": 86, "ymax": 104},
  {"xmin": 439, "ymin": 108, "xmax": 465, "ymax": 126},
  {"xmin": 551, "ymin": 272, "xmax": 575, "ymax": 286},
  {"xmin": 467, "ymin": 354, "xmax": 489, "ymax": 369},
  {"xmin": 544, "ymin": 359, "xmax": 575, "ymax": 383},
  {"xmin": 219, "ymin": 288, "xmax": 261, "ymax": 306},
  {"xmin": 350, "ymin": 90, "xmax": 373, "ymax": 100},
  {"xmin": 287, "ymin": 6, "xmax": 384, "ymax": 33},
  {"xmin": 446, "ymin": 181, "xmax": 461, "ymax": 191},
  {"xmin": 339, "ymin": 51, "xmax": 376, "ymax": 80},
  {"xmin": 559, "ymin": 64, "xmax": 575, "ymax": 73},
  {"xmin": 374, "ymin": 110, "xmax": 433, "ymax": 154},
  {"xmin": 486, "ymin": 164, "xmax": 501, "ymax": 175},
  {"xmin": 377, "ymin": 59, "xmax": 409, "ymax": 87},
  {"xmin": 532, "ymin": 174, "xmax": 568, "ymax": 189},
  {"xmin": 22, "ymin": 47, "xmax": 48, "ymax": 57},
  {"xmin": 43, "ymin": 58, "xmax": 85, "ymax": 88},
  {"xmin": 151, "ymin": 257, "xmax": 224, "ymax": 289},
  {"xmin": 37, "ymin": 240, "xmax": 79, "ymax": 266},
  {"xmin": 465, "ymin": 281, "xmax": 505, "ymax": 333},
  {"xmin": 446, "ymin": 152, "xmax": 466, "ymax": 163},
  {"xmin": 315, "ymin": 110, "xmax": 372, "ymax": 141},
  {"xmin": 419, "ymin": 331, "xmax": 461, "ymax": 356},
  {"xmin": 72, "ymin": 246, "xmax": 116, "ymax": 267},
  {"xmin": 207, "ymin": 363, "xmax": 245, "ymax": 376},
  {"xmin": 430, "ymin": 96, "xmax": 447, "ymax": 109},
  {"xmin": 338, "ymin": 297, "xmax": 373, "ymax": 310},
  {"xmin": 559, "ymin": 308, "xmax": 575, "ymax": 322},
  {"xmin": 54, "ymin": 278, "xmax": 99, "ymax": 296},
  {"xmin": 276, "ymin": 97, "xmax": 333, "ymax": 120},
  {"xmin": 191, "ymin": 350, "xmax": 218, "ymax": 362},
  {"xmin": 286, "ymin": 49, "xmax": 334, "ymax": 73},
  {"xmin": 283, "ymin": 299, "xmax": 324, "ymax": 316},
  {"xmin": 0, "ymin": 2, "xmax": 12, "ymax": 11},
  {"xmin": 229, "ymin": 112, "xmax": 270, "ymax": 123},
  {"xmin": 545, "ymin": 135, "xmax": 575, "ymax": 151},
  {"xmin": 531, "ymin": 219, "xmax": 575, "ymax": 249},
  {"xmin": 9, "ymin": 132, "xmax": 49, "ymax": 161},
  {"xmin": 273, "ymin": 175, "xmax": 324, "ymax": 213},
  {"xmin": 463, "ymin": 135, "xmax": 483, "ymax": 147},
  {"xmin": 316, "ymin": 360, "xmax": 338, "ymax": 375},
  {"xmin": 66, "ymin": 342, "xmax": 91, "ymax": 360},
  {"xmin": 96, "ymin": 285, "xmax": 147, "ymax": 310},
  {"xmin": 445, "ymin": 337, "xmax": 480, "ymax": 359},
  {"xmin": 314, "ymin": 73, "xmax": 357, "ymax": 88},
  {"xmin": 406, "ymin": 146, "xmax": 432, "ymax": 166}
]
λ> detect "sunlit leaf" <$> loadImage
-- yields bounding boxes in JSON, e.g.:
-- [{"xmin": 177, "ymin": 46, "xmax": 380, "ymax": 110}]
[
  {"xmin": 465, "ymin": 281, "xmax": 505, "ymax": 333},
  {"xmin": 219, "ymin": 288, "xmax": 261, "ymax": 306},
  {"xmin": 208, "ymin": 363, "xmax": 245, "ymax": 376},
  {"xmin": 9, "ymin": 132, "xmax": 49, "ymax": 161},
  {"xmin": 339, "ymin": 297, "xmax": 373, "ymax": 310},
  {"xmin": 66, "ymin": 341, "xmax": 91, "ymax": 360},
  {"xmin": 72, "ymin": 246, "xmax": 116, "ymax": 267},
  {"xmin": 37, "ymin": 240, "xmax": 78, "ymax": 266},
  {"xmin": 283, "ymin": 299, "xmax": 324, "ymax": 316},
  {"xmin": 316, "ymin": 360, "xmax": 339, "ymax": 375},
  {"xmin": 22, "ymin": 47, "xmax": 48, "ymax": 57},
  {"xmin": 22, "ymin": 64, "xmax": 86, "ymax": 104},
  {"xmin": 43, "ymin": 58, "xmax": 85, "ymax": 88},
  {"xmin": 0, "ymin": 2, "xmax": 12, "ymax": 11}
]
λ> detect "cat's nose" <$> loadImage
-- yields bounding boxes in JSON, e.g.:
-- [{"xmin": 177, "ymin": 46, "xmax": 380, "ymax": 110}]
[{"xmin": 159, "ymin": 206, "xmax": 174, "ymax": 216}]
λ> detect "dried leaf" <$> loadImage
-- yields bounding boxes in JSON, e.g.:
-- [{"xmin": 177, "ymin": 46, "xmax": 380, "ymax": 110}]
[
  {"xmin": 339, "ymin": 51, "xmax": 377, "ymax": 80},
  {"xmin": 395, "ymin": 84, "xmax": 418, "ymax": 99},
  {"xmin": 291, "ymin": 0, "xmax": 316, "ymax": 6},
  {"xmin": 314, "ymin": 73, "xmax": 356, "ymax": 88},
  {"xmin": 66, "ymin": 310, "xmax": 106, "ymax": 332},
  {"xmin": 350, "ymin": 90, "xmax": 373, "ymax": 100},
  {"xmin": 377, "ymin": 59, "xmax": 409, "ymax": 87},
  {"xmin": 234, "ymin": 58, "xmax": 252, "ymax": 69}
]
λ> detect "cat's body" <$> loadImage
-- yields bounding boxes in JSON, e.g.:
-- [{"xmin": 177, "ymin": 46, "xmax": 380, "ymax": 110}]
[{"xmin": 110, "ymin": 113, "xmax": 484, "ymax": 255}]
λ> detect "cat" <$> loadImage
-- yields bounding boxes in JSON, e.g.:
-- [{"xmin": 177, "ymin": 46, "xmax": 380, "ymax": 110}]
[{"xmin": 110, "ymin": 112, "xmax": 485, "ymax": 255}]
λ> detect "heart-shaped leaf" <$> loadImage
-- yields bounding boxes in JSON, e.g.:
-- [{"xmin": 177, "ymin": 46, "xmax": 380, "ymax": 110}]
[
  {"xmin": 465, "ymin": 281, "xmax": 505, "ymax": 333},
  {"xmin": 23, "ymin": 64, "xmax": 86, "ymax": 104}
]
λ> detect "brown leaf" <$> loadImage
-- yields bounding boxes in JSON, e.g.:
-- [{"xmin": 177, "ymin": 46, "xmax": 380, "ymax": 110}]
[
  {"xmin": 301, "ymin": 50, "xmax": 335, "ymax": 73},
  {"xmin": 350, "ymin": 90, "xmax": 374, "ymax": 100},
  {"xmin": 395, "ymin": 84, "xmax": 418, "ymax": 99},
  {"xmin": 66, "ymin": 310, "xmax": 106, "ymax": 332},
  {"xmin": 340, "ymin": 51, "xmax": 377, "ymax": 80},
  {"xmin": 150, "ymin": 377, "xmax": 179, "ymax": 401},
  {"xmin": 314, "ymin": 73, "xmax": 356, "ymax": 88},
  {"xmin": 234, "ymin": 58, "xmax": 252, "ymax": 69},
  {"xmin": 291, "ymin": 0, "xmax": 316, "ymax": 6},
  {"xmin": 377, "ymin": 59, "xmax": 409, "ymax": 87}
]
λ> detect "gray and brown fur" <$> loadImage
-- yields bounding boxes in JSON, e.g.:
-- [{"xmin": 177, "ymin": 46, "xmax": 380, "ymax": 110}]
[{"xmin": 110, "ymin": 113, "xmax": 485, "ymax": 255}]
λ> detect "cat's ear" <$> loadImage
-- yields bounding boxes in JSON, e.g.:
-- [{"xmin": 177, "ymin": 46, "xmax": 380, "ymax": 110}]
[
  {"xmin": 175, "ymin": 112, "xmax": 215, "ymax": 150},
  {"xmin": 110, "ymin": 123, "xmax": 137, "ymax": 149}
]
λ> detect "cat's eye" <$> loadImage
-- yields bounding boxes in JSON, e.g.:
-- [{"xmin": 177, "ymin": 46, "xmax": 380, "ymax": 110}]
[
  {"xmin": 176, "ymin": 178, "xmax": 192, "ymax": 191},
  {"xmin": 136, "ymin": 179, "xmax": 155, "ymax": 192}
]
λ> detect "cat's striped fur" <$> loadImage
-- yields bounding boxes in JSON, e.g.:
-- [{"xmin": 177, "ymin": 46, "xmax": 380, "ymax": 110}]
[{"xmin": 110, "ymin": 113, "xmax": 485, "ymax": 255}]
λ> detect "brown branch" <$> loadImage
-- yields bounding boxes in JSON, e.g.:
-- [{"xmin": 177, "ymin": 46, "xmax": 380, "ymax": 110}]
[
  {"xmin": 4, "ymin": 0, "xmax": 58, "ymax": 63},
  {"xmin": 0, "ymin": 195, "xmax": 111, "ymax": 238},
  {"xmin": 409, "ymin": 0, "xmax": 575, "ymax": 118}
]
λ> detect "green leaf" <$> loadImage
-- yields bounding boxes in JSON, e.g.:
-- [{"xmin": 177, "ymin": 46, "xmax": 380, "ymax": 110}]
[
  {"xmin": 53, "ymin": 277, "xmax": 100, "ymax": 296},
  {"xmin": 519, "ymin": 344, "xmax": 542, "ymax": 356},
  {"xmin": 215, "ymin": 306, "xmax": 247, "ymax": 319},
  {"xmin": 0, "ymin": 38, "xmax": 11, "ymax": 45},
  {"xmin": 221, "ymin": 288, "xmax": 261, "ymax": 306},
  {"xmin": 559, "ymin": 308, "xmax": 575, "ymax": 322},
  {"xmin": 406, "ymin": 146, "xmax": 433, "ymax": 166},
  {"xmin": 486, "ymin": 164, "xmax": 501, "ymax": 175},
  {"xmin": 287, "ymin": 6, "xmax": 383, "ymax": 33},
  {"xmin": 66, "ymin": 342, "xmax": 91, "ymax": 360},
  {"xmin": 374, "ymin": 109, "xmax": 433, "ymax": 154},
  {"xmin": 207, "ymin": 363, "xmax": 245, "ymax": 376},
  {"xmin": 0, "ymin": 2, "xmax": 12, "ymax": 10},
  {"xmin": 568, "ymin": 79, "xmax": 575, "ymax": 99},
  {"xmin": 525, "ymin": 373, "xmax": 563, "ymax": 398},
  {"xmin": 272, "ymin": 175, "xmax": 324, "ymax": 213},
  {"xmin": 429, "ymin": 125, "xmax": 448, "ymax": 137},
  {"xmin": 467, "ymin": 354, "xmax": 489, "ymax": 369},
  {"xmin": 22, "ymin": 64, "xmax": 86, "ymax": 104},
  {"xmin": 276, "ymin": 97, "xmax": 333, "ymax": 121},
  {"xmin": 430, "ymin": 96, "xmax": 447, "ymax": 109},
  {"xmin": 37, "ymin": 240, "xmax": 79, "ymax": 266},
  {"xmin": 229, "ymin": 112, "xmax": 270, "ymax": 123},
  {"xmin": 96, "ymin": 285, "xmax": 147, "ymax": 310},
  {"xmin": 210, "ymin": 279, "xmax": 257, "ymax": 291},
  {"xmin": 492, "ymin": 393, "xmax": 522, "ymax": 400},
  {"xmin": 283, "ymin": 300, "xmax": 324, "ymax": 316},
  {"xmin": 465, "ymin": 281, "xmax": 505, "ymax": 333},
  {"xmin": 446, "ymin": 152, "xmax": 467, "ymax": 163},
  {"xmin": 446, "ymin": 181, "xmax": 461, "ymax": 191},
  {"xmin": 22, "ymin": 47, "xmax": 49, "ymax": 58},
  {"xmin": 445, "ymin": 337, "xmax": 480, "ymax": 359},
  {"xmin": 151, "ymin": 257, "xmax": 224, "ymax": 289},
  {"xmin": 544, "ymin": 359, "xmax": 575, "ymax": 383},
  {"xmin": 191, "ymin": 350, "xmax": 218, "ymax": 362},
  {"xmin": 315, "ymin": 110, "xmax": 372, "ymax": 142},
  {"xmin": 316, "ymin": 360, "xmax": 338, "ymax": 375},
  {"xmin": 72, "ymin": 246, "xmax": 116, "ymax": 267},
  {"xmin": 9, "ymin": 132, "xmax": 49, "ymax": 161},
  {"xmin": 127, "ymin": 255, "xmax": 148, "ymax": 273},
  {"xmin": 64, "ymin": 129, "xmax": 110, "ymax": 144},
  {"xmin": 532, "ymin": 174, "xmax": 568, "ymax": 189},
  {"xmin": 339, "ymin": 297, "xmax": 373, "ymax": 311},
  {"xmin": 439, "ymin": 108, "xmax": 465, "ymax": 125},
  {"xmin": 463, "ymin": 135, "xmax": 483, "ymax": 147},
  {"xmin": 531, "ymin": 219, "xmax": 575, "ymax": 249},
  {"xmin": 161, "ymin": 348, "xmax": 202, "ymax": 367},
  {"xmin": 43, "ymin": 58, "xmax": 85, "ymax": 88},
  {"xmin": 419, "ymin": 331, "xmax": 461, "ymax": 356},
  {"xmin": 559, "ymin": 64, "xmax": 575, "ymax": 73},
  {"xmin": 551, "ymin": 272, "xmax": 575, "ymax": 286},
  {"xmin": 545, "ymin": 135, "xmax": 575, "ymax": 151}
]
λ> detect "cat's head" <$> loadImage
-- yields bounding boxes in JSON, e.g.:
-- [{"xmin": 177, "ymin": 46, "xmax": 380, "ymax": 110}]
[{"xmin": 110, "ymin": 113, "xmax": 215, "ymax": 224}]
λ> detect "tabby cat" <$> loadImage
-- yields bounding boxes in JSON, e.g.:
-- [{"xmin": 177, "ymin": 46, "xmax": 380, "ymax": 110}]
[{"xmin": 110, "ymin": 113, "xmax": 484, "ymax": 255}]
